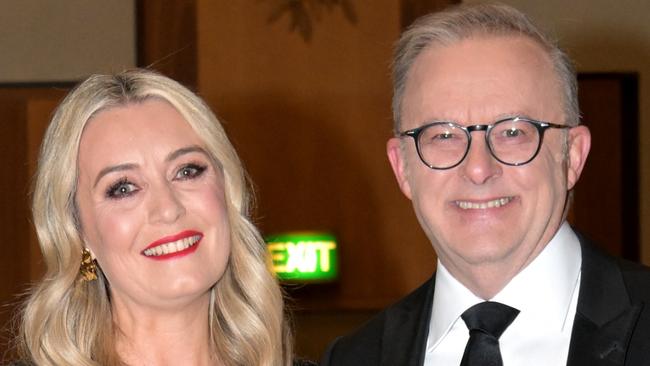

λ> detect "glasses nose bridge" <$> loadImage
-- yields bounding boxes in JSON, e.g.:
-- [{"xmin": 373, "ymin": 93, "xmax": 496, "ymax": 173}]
[
  {"xmin": 465, "ymin": 124, "xmax": 490, "ymax": 135},
  {"xmin": 464, "ymin": 123, "xmax": 492, "ymax": 149}
]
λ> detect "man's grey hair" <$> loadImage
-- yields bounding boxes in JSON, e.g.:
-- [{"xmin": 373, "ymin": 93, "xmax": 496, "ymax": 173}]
[{"xmin": 391, "ymin": 3, "xmax": 579, "ymax": 133}]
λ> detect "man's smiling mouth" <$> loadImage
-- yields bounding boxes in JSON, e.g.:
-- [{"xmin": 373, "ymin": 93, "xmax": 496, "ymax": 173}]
[{"xmin": 455, "ymin": 196, "xmax": 513, "ymax": 210}]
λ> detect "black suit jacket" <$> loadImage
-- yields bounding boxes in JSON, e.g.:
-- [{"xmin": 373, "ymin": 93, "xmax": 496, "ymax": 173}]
[{"xmin": 321, "ymin": 237, "xmax": 650, "ymax": 365}]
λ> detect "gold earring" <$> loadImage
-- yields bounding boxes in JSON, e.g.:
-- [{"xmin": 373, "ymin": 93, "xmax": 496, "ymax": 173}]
[{"xmin": 80, "ymin": 247, "xmax": 97, "ymax": 281}]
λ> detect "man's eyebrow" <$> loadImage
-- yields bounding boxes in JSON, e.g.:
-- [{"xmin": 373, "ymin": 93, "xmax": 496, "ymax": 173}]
[
  {"xmin": 418, "ymin": 112, "xmax": 535, "ymax": 125},
  {"xmin": 166, "ymin": 145, "xmax": 210, "ymax": 162},
  {"xmin": 496, "ymin": 111, "xmax": 531, "ymax": 120},
  {"xmin": 93, "ymin": 163, "xmax": 138, "ymax": 188}
]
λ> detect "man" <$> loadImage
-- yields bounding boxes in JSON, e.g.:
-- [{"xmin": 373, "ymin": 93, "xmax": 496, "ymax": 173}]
[{"xmin": 322, "ymin": 4, "xmax": 650, "ymax": 366}]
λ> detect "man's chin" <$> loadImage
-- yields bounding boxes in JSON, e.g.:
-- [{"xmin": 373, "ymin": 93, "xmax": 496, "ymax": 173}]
[{"xmin": 444, "ymin": 239, "xmax": 519, "ymax": 267}]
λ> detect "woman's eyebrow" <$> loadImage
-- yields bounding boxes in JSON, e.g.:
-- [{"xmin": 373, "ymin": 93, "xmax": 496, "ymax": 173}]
[
  {"xmin": 93, "ymin": 163, "xmax": 137, "ymax": 188},
  {"xmin": 166, "ymin": 145, "xmax": 209, "ymax": 162}
]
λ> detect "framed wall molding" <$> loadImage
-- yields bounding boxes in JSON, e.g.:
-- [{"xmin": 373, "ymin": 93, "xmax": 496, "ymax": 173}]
[
  {"xmin": 572, "ymin": 73, "xmax": 639, "ymax": 261},
  {"xmin": 0, "ymin": 0, "xmax": 136, "ymax": 84}
]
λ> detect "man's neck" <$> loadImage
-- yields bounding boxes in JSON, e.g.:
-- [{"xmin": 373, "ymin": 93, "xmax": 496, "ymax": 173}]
[
  {"xmin": 445, "ymin": 263, "xmax": 522, "ymax": 299},
  {"xmin": 443, "ymin": 245, "xmax": 551, "ymax": 299},
  {"xmin": 440, "ymin": 222, "xmax": 568, "ymax": 299}
]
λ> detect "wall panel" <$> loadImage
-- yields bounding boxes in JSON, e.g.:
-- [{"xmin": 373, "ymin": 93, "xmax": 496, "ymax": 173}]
[{"xmin": 197, "ymin": 1, "xmax": 439, "ymax": 311}]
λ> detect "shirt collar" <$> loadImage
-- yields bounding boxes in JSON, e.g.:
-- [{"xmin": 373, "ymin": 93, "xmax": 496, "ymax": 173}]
[
  {"xmin": 426, "ymin": 222, "xmax": 582, "ymax": 351},
  {"xmin": 427, "ymin": 256, "xmax": 483, "ymax": 351}
]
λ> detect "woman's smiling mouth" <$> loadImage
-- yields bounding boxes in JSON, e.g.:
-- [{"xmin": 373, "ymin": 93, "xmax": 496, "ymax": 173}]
[{"xmin": 142, "ymin": 230, "xmax": 203, "ymax": 259}]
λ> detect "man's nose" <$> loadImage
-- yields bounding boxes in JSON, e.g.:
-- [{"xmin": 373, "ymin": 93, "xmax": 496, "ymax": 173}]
[
  {"xmin": 460, "ymin": 134, "xmax": 502, "ymax": 185},
  {"xmin": 147, "ymin": 182, "xmax": 186, "ymax": 224}
]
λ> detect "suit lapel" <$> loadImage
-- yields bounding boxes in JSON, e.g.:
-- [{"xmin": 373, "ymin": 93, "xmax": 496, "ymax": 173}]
[
  {"xmin": 567, "ymin": 238, "xmax": 644, "ymax": 366},
  {"xmin": 380, "ymin": 276, "xmax": 435, "ymax": 366}
]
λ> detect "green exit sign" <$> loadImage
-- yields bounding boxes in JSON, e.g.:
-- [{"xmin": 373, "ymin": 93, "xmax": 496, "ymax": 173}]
[{"xmin": 266, "ymin": 232, "xmax": 338, "ymax": 282}]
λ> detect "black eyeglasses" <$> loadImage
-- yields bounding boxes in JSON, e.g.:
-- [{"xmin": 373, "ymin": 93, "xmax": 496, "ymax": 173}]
[{"xmin": 399, "ymin": 116, "xmax": 572, "ymax": 170}]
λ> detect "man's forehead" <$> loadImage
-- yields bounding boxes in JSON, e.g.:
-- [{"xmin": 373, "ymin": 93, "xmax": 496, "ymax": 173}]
[
  {"xmin": 408, "ymin": 34, "xmax": 552, "ymax": 78},
  {"xmin": 400, "ymin": 35, "xmax": 561, "ymax": 126}
]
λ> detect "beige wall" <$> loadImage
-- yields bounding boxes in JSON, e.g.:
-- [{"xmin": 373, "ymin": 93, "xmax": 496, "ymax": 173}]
[
  {"xmin": 466, "ymin": 0, "xmax": 650, "ymax": 264},
  {"xmin": 197, "ymin": 1, "xmax": 438, "ymax": 306},
  {"xmin": 0, "ymin": 0, "xmax": 136, "ymax": 82}
]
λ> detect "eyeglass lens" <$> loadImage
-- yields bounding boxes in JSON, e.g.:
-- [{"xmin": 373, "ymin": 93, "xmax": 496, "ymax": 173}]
[{"xmin": 416, "ymin": 119, "xmax": 541, "ymax": 169}]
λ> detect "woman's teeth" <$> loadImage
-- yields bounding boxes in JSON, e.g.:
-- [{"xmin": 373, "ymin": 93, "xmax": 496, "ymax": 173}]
[{"xmin": 143, "ymin": 235, "xmax": 201, "ymax": 257}]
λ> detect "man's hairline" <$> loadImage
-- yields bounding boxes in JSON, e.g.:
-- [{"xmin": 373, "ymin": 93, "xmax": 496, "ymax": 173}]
[{"xmin": 393, "ymin": 32, "xmax": 571, "ymax": 133}]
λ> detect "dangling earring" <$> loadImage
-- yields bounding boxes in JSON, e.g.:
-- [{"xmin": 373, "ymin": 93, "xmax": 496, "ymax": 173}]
[{"xmin": 80, "ymin": 247, "xmax": 97, "ymax": 281}]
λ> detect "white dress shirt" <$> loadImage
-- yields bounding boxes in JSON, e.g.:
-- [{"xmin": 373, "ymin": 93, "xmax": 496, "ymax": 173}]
[{"xmin": 424, "ymin": 222, "xmax": 582, "ymax": 366}]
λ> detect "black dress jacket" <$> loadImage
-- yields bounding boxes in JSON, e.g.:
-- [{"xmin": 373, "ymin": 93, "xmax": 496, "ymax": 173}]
[{"xmin": 321, "ymin": 236, "xmax": 650, "ymax": 365}]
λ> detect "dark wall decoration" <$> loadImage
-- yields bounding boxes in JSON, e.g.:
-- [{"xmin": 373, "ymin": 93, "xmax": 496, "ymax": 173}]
[{"xmin": 265, "ymin": 0, "xmax": 358, "ymax": 41}]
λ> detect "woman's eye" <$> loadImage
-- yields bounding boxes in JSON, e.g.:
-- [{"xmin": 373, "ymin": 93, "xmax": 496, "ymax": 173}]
[
  {"xmin": 106, "ymin": 179, "xmax": 138, "ymax": 199},
  {"xmin": 175, "ymin": 163, "xmax": 207, "ymax": 180}
]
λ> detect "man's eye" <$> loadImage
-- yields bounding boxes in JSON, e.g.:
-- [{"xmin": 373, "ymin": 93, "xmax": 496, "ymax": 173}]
[
  {"xmin": 175, "ymin": 164, "xmax": 207, "ymax": 180},
  {"xmin": 504, "ymin": 128, "xmax": 523, "ymax": 137},
  {"xmin": 106, "ymin": 179, "xmax": 138, "ymax": 199},
  {"xmin": 430, "ymin": 131, "xmax": 460, "ymax": 142}
]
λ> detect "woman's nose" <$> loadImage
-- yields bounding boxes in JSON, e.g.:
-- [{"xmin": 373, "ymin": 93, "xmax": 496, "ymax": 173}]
[{"xmin": 147, "ymin": 182, "xmax": 186, "ymax": 224}]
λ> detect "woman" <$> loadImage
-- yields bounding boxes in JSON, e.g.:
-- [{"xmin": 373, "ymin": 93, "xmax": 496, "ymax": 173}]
[{"xmin": 15, "ymin": 69, "xmax": 295, "ymax": 365}]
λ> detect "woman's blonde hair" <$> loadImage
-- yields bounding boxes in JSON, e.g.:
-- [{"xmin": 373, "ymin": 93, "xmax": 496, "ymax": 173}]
[{"xmin": 18, "ymin": 69, "xmax": 292, "ymax": 365}]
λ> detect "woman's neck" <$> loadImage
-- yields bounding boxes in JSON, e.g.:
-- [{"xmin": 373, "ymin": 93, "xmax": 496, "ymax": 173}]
[{"xmin": 112, "ymin": 293, "xmax": 221, "ymax": 366}]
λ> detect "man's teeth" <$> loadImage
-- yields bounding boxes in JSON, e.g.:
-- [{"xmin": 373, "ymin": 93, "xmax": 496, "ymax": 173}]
[
  {"xmin": 457, "ymin": 197, "xmax": 512, "ymax": 210},
  {"xmin": 143, "ymin": 235, "xmax": 201, "ymax": 257}
]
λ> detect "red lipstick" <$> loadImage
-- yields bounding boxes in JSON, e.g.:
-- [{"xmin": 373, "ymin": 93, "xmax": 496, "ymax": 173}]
[{"xmin": 141, "ymin": 230, "xmax": 202, "ymax": 261}]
